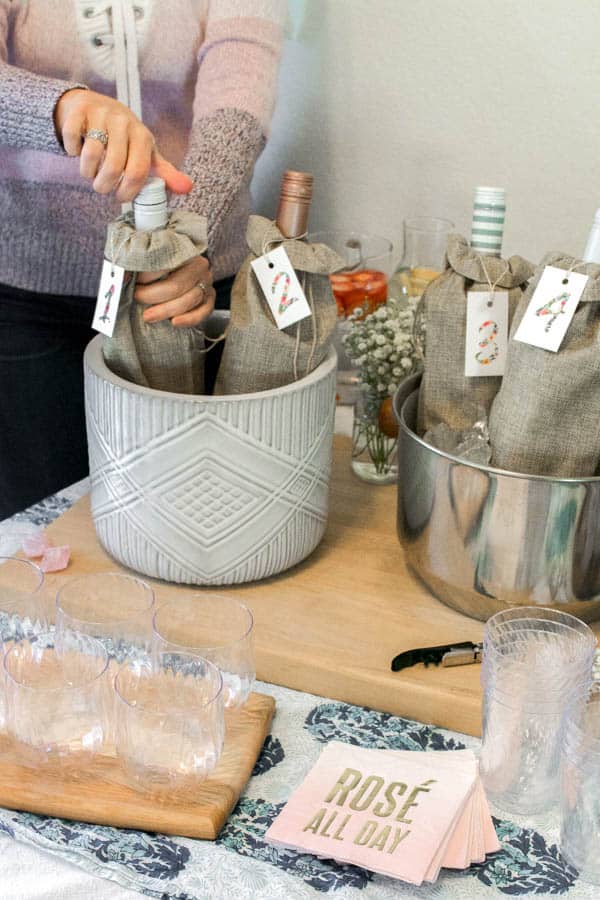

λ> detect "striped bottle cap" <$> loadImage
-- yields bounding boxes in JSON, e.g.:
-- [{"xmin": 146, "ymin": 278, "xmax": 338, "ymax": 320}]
[{"xmin": 471, "ymin": 186, "xmax": 505, "ymax": 257}]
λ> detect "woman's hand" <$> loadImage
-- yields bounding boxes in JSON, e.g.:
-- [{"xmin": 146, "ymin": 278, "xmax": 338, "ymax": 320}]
[
  {"xmin": 135, "ymin": 256, "xmax": 215, "ymax": 328},
  {"xmin": 54, "ymin": 88, "xmax": 193, "ymax": 202}
]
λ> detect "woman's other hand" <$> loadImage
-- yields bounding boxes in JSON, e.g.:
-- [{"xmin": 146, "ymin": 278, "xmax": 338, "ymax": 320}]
[
  {"xmin": 135, "ymin": 256, "xmax": 215, "ymax": 328},
  {"xmin": 53, "ymin": 88, "xmax": 193, "ymax": 202}
]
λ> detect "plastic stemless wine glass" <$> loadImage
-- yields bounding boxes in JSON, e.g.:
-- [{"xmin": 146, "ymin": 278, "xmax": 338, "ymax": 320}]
[
  {"xmin": 3, "ymin": 630, "xmax": 110, "ymax": 767},
  {"xmin": 56, "ymin": 572, "xmax": 155, "ymax": 661},
  {"xmin": 114, "ymin": 650, "xmax": 224, "ymax": 796},
  {"xmin": 0, "ymin": 557, "xmax": 47, "ymax": 645},
  {"xmin": 152, "ymin": 594, "xmax": 254, "ymax": 709},
  {"xmin": 0, "ymin": 557, "xmax": 47, "ymax": 730},
  {"xmin": 560, "ymin": 684, "xmax": 600, "ymax": 883}
]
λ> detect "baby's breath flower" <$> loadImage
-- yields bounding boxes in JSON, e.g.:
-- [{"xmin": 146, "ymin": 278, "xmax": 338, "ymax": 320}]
[{"xmin": 342, "ymin": 296, "xmax": 422, "ymax": 400}]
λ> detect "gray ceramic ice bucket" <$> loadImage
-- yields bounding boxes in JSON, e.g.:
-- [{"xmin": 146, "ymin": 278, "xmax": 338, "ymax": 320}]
[
  {"xmin": 84, "ymin": 313, "xmax": 337, "ymax": 585},
  {"xmin": 394, "ymin": 373, "xmax": 600, "ymax": 622}
]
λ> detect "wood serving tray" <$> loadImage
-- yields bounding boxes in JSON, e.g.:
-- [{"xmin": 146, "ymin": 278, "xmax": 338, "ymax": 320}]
[{"xmin": 0, "ymin": 692, "xmax": 274, "ymax": 840}]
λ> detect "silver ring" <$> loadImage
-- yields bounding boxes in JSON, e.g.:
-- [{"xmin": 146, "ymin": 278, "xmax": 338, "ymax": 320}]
[
  {"xmin": 198, "ymin": 280, "xmax": 208, "ymax": 295},
  {"xmin": 85, "ymin": 128, "xmax": 108, "ymax": 146}
]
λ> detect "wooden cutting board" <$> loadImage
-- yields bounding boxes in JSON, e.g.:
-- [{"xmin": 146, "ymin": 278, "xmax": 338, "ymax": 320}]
[
  {"xmin": 0, "ymin": 692, "xmax": 274, "ymax": 840},
  {"xmin": 40, "ymin": 436, "xmax": 504, "ymax": 737}
]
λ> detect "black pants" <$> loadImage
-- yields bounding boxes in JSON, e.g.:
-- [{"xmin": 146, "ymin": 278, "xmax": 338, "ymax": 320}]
[{"xmin": 0, "ymin": 277, "xmax": 233, "ymax": 521}]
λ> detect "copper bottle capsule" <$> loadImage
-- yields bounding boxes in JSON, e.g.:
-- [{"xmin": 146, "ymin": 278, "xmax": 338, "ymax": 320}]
[{"xmin": 275, "ymin": 170, "xmax": 314, "ymax": 239}]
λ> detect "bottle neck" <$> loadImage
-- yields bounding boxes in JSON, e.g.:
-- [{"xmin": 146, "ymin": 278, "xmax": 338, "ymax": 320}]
[
  {"xmin": 133, "ymin": 177, "xmax": 168, "ymax": 231},
  {"xmin": 276, "ymin": 200, "xmax": 309, "ymax": 239},
  {"xmin": 134, "ymin": 201, "xmax": 168, "ymax": 232},
  {"xmin": 583, "ymin": 222, "xmax": 600, "ymax": 264},
  {"xmin": 470, "ymin": 194, "xmax": 505, "ymax": 257},
  {"xmin": 275, "ymin": 170, "xmax": 313, "ymax": 239}
]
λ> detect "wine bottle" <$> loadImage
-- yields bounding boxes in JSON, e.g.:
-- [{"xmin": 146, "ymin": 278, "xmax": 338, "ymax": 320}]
[
  {"xmin": 132, "ymin": 177, "xmax": 169, "ymax": 290},
  {"xmin": 275, "ymin": 170, "xmax": 313, "ymax": 239},
  {"xmin": 583, "ymin": 209, "xmax": 600, "ymax": 263},
  {"xmin": 470, "ymin": 186, "xmax": 506, "ymax": 257}
]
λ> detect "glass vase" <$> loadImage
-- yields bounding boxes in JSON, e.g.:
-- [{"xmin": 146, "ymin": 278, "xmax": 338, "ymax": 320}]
[
  {"xmin": 351, "ymin": 386, "xmax": 398, "ymax": 484},
  {"xmin": 391, "ymin": 216, "xmax": 454, "ymax": 301}
]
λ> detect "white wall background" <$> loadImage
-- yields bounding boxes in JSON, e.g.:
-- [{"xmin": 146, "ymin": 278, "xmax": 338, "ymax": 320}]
[{"xmin": 252, "ymin": 0, "xmax": 600, "ymax": 268}]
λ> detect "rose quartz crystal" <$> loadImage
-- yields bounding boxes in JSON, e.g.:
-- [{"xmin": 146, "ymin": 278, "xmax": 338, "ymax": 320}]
[
  {"xmin": 39, "ymin": 546, "xmax": 70, "ymax": 573},
  {"xmin": 21, "ymin": 532, "xmax": 53, "ymax": 558}
]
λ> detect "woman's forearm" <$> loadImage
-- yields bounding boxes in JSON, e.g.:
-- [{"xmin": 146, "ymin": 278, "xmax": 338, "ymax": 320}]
[
  {"xmin": 0, "ymin": 63, "xmax": 85, "ymax": 154},
  {"xmin": 173, "ymin": 107, "xmax": 265, "ymax": 254}
]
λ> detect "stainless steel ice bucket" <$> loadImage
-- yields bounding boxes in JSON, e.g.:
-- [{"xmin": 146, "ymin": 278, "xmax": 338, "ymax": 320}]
[{"xmin": 394, "ymin": 374, "xmax": 600, "ymax": 622}]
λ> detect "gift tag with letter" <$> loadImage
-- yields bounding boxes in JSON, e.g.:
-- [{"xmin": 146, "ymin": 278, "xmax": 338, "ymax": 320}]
[
  {"xmin": 464, "ymin": 291, "xmax": 508, "ymax": 377},
  {"xmin": 514, "ymin": 265, "xmax": 588, "ymax": 352},
  {"xmin": 92, "ymin": 259, "xmax": 125, "ymax": 337},
  {"xmin": 251, "ymin": 245, "xmax": 312, "ymax": 330}
]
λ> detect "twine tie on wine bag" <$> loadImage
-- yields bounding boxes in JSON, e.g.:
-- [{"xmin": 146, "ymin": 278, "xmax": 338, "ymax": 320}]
[
  {"xmin": 291, "ymin": 275, "xmax": 319, "ymax": 382},
  {"xmin": 479, "ymin": 256, "xmax": 510, "ymax": 305},
  {"xmin": 261, "ymin": 232, "xmax": 308, "ymax": 257},
  {"xmin": 560, "ymin": 260, "xmax": 588, "ymax": 281}
]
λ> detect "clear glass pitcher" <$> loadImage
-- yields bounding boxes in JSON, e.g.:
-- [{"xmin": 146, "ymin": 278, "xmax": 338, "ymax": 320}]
[{"xmin": 392, "ymin": 216, "xmax": 454, "ymax": 300}]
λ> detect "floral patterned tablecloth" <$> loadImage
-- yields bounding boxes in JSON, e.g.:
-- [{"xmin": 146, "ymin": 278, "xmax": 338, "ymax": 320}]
[{"xmin": 0, "ymin": 483, "xmax": 594, "ymax": 900}]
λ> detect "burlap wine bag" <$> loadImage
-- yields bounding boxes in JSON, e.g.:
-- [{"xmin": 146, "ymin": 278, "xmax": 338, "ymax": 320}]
[
  {"xmin": 103, "ymin": 210, "xmax": 208, "ymax": 394},
  {"xmin": 417, "ymin": 234, "xmax": 533, "ymax": 434},
  {"xmin": 489, "ymin": 253, "xmax": 600, "ymax": 476},
  {"xmin": 214, "ymin": 216, "xmax": 342, "ymax": 394}
]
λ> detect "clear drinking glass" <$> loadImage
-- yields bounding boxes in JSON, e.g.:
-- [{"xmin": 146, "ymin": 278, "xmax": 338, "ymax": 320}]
[
  {"xmin": 479, "ymin": 606, "xmax": 595, "ymax": 817},
  {"xmin": 152, "ymin": 594, "xmax": 254, "ymax": 709},
  {"xmin": 392, "ymin": 216, "xmax": 454, "ymax": 300},
  {"xmin": 55, "ymin": 572, "xmax": 155, "ymax": 661},
  {"xmin": 0, "ymin": 557, "xmax": 47, "ymax": 645},
  {"xmin": 114, "ymin": 651, "xmax": 224, "ymax": 795},
  {"xmin": 3, "ymin": 631, "xmax": 110, "ymax": 766},
  {"xmin": 560, "ymin": 684, "xmax": 600, "ymax": 883}
]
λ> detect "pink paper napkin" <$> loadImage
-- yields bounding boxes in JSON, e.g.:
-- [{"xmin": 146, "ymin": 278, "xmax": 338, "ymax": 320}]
[{"xmin": 266, "ymin": 741, "xmax": 499, "ymax": 886}]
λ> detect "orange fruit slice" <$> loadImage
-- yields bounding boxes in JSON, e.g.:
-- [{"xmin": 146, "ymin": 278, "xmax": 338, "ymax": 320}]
[{"xmin": 378, "ymin": 396, "xmax": 399, "ymax": 439}]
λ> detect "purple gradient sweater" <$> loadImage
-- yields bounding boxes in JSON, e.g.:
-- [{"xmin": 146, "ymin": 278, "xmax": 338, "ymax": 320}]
[{"xmin": 0, "ymin": 0, "xmax": 284, "ymax": 296}]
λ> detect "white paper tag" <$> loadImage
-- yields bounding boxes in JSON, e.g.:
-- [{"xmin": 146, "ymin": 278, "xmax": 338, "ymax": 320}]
[
  {"xmin": 92, "ymin": 259, "xmax": 125, "ymax": 337},
  {"xmin": 514, "ymin": 265, "xmax": 588, "ymax": 352},
  {"xmin": 464, "ymin": 291, "xmax": 508, "ymax": 377},
  {"xmin": 251, "ymin": 246, "xmax": 312, "ymax": 330}
]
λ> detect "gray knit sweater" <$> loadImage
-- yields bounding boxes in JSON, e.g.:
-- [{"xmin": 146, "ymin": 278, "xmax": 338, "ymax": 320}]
[{"xmin": 0, "ymin": 0, "xmax": 284, "ymax": 297}]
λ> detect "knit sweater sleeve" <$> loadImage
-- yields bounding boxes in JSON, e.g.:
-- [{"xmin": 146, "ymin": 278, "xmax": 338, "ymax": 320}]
[
  {"xmin": 0, "ymin": 1, "xmax": 84, "ymax": 154},
  {"xmin": 173, "ymin": 0, "xmax": 285, "ymax": 254}
]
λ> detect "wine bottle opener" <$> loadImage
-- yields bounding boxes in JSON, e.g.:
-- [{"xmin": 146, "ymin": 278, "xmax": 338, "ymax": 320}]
[{"xmin": 391, "ymin": 641, "xmax": 483, "ymax": 672}]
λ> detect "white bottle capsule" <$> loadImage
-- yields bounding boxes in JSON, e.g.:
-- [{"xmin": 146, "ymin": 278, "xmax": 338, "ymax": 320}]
[{"xmin": 133, "ymin": 177, "xmax": 168, "ymax": 232}]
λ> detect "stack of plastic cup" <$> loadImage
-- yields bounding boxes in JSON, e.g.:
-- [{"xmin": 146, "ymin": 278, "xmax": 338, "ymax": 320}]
[
  {"xmin": 560, "ymin": 682, "xmax": 600, "ymax": 883},
  {"xmin": 479, "ymin": 607, "xmax": 597, "ymax": 817}
]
